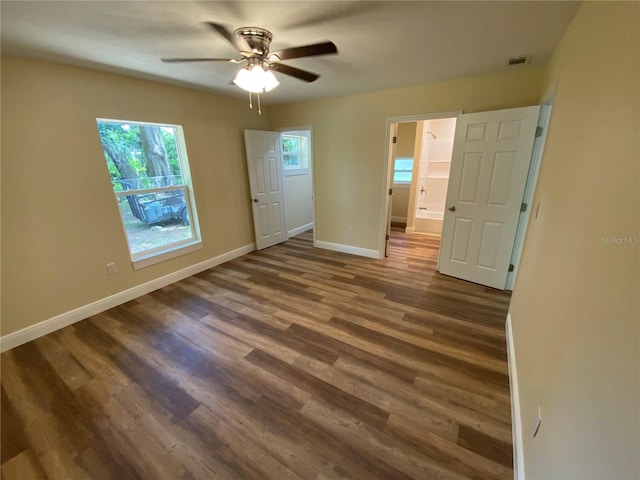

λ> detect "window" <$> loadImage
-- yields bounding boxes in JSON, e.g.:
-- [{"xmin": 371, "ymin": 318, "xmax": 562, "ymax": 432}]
[
  {"xmin": 96, "ymin": 119, "xmax": 201, "ymax": 268},
  {"xmin": 393, "ymin": 157, "xmax": 414, "ymax": 184},
  {"xmin": 281, "ymin": 131, "xmax": 310, "ymax": 176}
]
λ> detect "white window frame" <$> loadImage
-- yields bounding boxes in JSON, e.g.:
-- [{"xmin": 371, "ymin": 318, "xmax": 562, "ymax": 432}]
[
  {"xmin": 97, "ymin": 118, "xmax": 202, "ymax": 269},
  {"xmin": 393, "ymin": 157, "xmax": 414, "ymax": 185},
  {"xmin": 281, "ymin": 131, "xmax": 311, "ymax": 176}
]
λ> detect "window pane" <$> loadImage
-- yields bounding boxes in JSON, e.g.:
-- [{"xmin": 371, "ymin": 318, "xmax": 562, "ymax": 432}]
[
  {"xmin": 394, "ymin": 158, "xmax": 414, "ymax": 171},
  {"xmin": 98, "ymin": 122, "xmax": 185, "ymax": 189},
  {"xmin": 283, "ymin": 152, "xmax": 300, "ymax": 167},
  {"xmin": 393, "ymin": 171, "xmax": 413, "ymax": 183},
  {"xmin": 282, "ymin": 136, "xmax": 300, "ymax": 153},
  {"xmin": 282, "ymin": 132, "xmax": 310, "ymax": 171},
  {"xmin": 117, "ymin": 189, "xmax": 192, "ymax": 255}
]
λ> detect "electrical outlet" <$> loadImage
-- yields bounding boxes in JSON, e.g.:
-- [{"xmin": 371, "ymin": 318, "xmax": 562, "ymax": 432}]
[
  {"xmin": 106, "ymin": 262, "xmax": 118, "ymax": 275},
  {"xmin": 347, "ymin": 226, "xmax": 354, "ymax": 234},
  {"xmin": 532, "ymin": 406, "xmax": 542, "ymax": 437}
]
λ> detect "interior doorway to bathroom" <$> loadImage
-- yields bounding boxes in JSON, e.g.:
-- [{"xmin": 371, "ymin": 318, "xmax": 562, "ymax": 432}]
[
  {"xmin": 385, "ymin": 112, "xmax": 460, "ymax": 256},
  {"xmin": 406, "ymin": 117, "xmax": 458, "ymax": 237}
]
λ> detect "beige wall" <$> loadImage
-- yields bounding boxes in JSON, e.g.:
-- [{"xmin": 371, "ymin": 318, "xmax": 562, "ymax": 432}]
[
  {"xmin": 1, "ymin": 57, "xmax": 270, "ymax": 336},
  {"xmin": 509, "ymin": 2, "xmax": 639, "ymax": 478},
  {"xmin": 406, "ymin": 121, "xmax": 425, "ymax": 232},
  {"xmin": 391, "ymin": 122, "xmax": 417, "ymax": 221},
  {"xmin": 391, "ymin": 185, "xmax": 410, "ymax": 221},
  {"xmin": 395, "ymin": 122, "xmax": 417, "ymax": 158},
  {"xmin": 284, "ymin": 173, "xmax": 313, "ymax": 233},
  {"xmin": 269, "ymin": 68, "xmax": 544, "ymax": 251}
]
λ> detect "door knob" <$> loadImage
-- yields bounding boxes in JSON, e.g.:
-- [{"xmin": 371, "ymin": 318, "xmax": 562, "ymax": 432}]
[
  {"xmin": 253, "ymin": 198, "xmax": 259, "ymax": 203},
  {"xmin": 448, "ymin": 205, "xmax": 456, "ymax": 212}
]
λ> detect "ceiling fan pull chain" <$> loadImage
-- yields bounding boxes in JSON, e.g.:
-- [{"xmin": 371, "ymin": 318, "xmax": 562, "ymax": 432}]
[
  {"xmin": 249, "ymin": 91, "xmax": 253, "ymax": 110},
  {"xmin": 257, "ymin": 92, "xmax": 262, "ymax": 115}
]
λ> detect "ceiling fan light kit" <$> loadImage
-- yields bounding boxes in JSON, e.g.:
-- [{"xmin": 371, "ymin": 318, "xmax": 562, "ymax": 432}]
[
  {"xmin": 233, "ymin": 63, "xmax": 279, "ymax": 93},
  {"xmin": 161, "ymin": 22, "xmax": 338, "ymax": 113}
]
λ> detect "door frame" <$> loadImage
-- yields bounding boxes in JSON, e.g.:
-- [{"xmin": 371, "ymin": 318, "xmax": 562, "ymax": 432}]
[
  {"xmin": 506, "ymin": 92, "xmax": 555, "ymax": 290},
  {"xmin": 276, "ymin": 125, "xmax": 316, "ymax": 245},
  {"xmin": 379, "ymin": 111, "xmax": 462, "ymax": 258}
]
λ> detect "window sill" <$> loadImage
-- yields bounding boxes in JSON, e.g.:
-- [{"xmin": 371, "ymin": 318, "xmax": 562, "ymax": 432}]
[{"xmin": 132, "ymin": 240, "xmax": 203, "ymax": 270}]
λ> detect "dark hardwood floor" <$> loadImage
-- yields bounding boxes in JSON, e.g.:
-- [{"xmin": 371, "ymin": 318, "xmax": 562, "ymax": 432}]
[{"xmin": 1, "ymin": 228, "xmax": 513, "ymax": 479}]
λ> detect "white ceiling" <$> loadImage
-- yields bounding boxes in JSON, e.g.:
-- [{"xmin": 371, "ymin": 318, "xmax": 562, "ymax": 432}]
[{"xmin": 1, "ymin": 1, "xmax": 580, "ymax": 105}]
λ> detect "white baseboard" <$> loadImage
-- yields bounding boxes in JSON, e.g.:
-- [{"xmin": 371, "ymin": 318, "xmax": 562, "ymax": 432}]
[
  {"xmin": 0, "ymin": 242, "xmax": 256, "ymax": 353},
  {"xmin": 391, "ymin": 216, "xmax": 407, "ymax": 223},
  {"xmin": 288, "ymin": 222, "xmax": 313, "ymax": 238},
  {"xmin": 315, "ymin": 240, "xmax": 380, "ymax": 259},
  {"xmin": 405, "ymin": 226, "xmax": 415, "ymax": 233},
  {"xmin": 506, "ymin": 313, "xmax": 525, "ymax": 480}
]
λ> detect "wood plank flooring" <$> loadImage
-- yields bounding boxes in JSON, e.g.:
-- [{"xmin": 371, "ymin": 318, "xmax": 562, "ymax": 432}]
[{"xmin": 1, "ymin": 228, "xmax": 513, "ymax": 479}]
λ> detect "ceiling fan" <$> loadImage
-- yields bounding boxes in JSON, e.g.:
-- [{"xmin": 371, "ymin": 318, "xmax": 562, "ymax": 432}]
[{"xmin": 161, "ymin": 22, "xmax": 338, "ymax": 96}]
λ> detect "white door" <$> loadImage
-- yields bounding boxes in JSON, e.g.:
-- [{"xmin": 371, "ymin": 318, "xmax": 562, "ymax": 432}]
[
  {"xmin": 438, "ymin": 106, "xmax": 540, "ymax": 289},
  {"xmin": 244, "ymin": 130, "xmax": 287, "ymax": 250}
]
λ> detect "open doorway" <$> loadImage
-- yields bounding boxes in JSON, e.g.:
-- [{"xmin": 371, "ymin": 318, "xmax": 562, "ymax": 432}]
[
  {"xmin": 388, "ymin": 122, "xmax": 416, "ymax": 227},
  {"xmin": 383, "ymin": 112, "xmax": 460, "ymax": 257},
  {"xmin": 279, "ymin": 127, "xmax": 314, "ymax": 240},
  {"xmin": 405, "ymin": 117, "xmax": 458, "ymax": 236},
  {"xmin": 244, "ymin": 127, "xmax": 314, "ymax": 250}
]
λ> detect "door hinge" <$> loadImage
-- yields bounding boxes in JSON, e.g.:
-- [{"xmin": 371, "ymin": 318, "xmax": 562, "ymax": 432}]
[
  {"xmin": 535, "ymin": 126, "xmax": 543, "ymax": 137},
  {"xmin": 386, "ymin": 234, "xmax": 390, "ymax": 240},
  {"xmin": 389, "ymin": 188, "xmax": 393, "ymax": 195},
  {"xmin": 521, "ymin": 202, "xmax": 527, "ymax": 212},
  {"xmin": 508, "ymin": 264, "xmax": 514, "ymax": 272},
  {"xmin": 392, "ymin": 136, "xmax": 397, "ymax": 144}
]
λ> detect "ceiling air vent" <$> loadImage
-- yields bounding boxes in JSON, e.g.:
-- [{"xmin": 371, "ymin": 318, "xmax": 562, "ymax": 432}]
[{"xmin": 507, "ymin": 55, "xmax": 531, "ymax": 67}]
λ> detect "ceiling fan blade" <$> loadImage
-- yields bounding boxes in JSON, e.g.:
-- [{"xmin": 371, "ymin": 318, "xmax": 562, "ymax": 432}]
[
  {"xmin": 204, "ymin": 21, "xmax": 249, "ymax": 52},
  {"xmin": 269, "ymin": 42, "xmax": 338, "ymax": 61},
  {"xmin": 161, "ymin": 57, "xmax": 235, "ymax": 63},
  {"xmin": 270, "ymin": 63, "xmax": 320, "ymax": 83}
]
